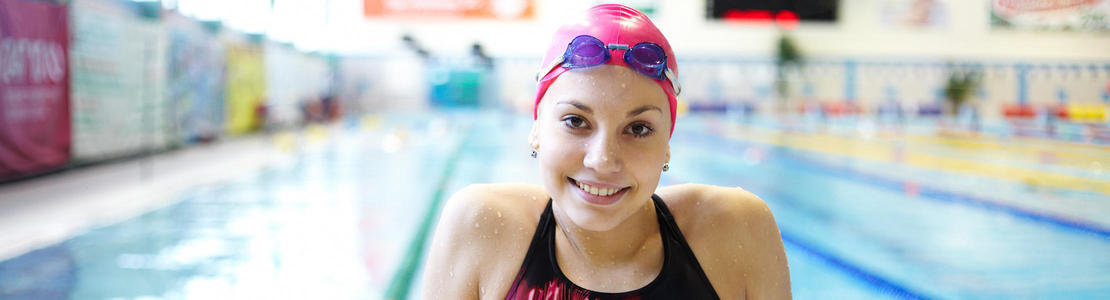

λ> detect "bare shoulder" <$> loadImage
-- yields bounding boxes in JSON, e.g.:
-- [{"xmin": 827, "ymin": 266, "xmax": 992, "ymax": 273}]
[
  {"xmin": 657, "ymin": 184, "xmax": 791, "ymax": 299},
  {"xmin": 656, "ymin": 184, "xmax": 769, "ymax": 235},
  {"xmin": 446, "ymin": 184, "xmax": 551, "ymax": 234},
  {"xmin": 421, "ymin": 183, "xmax": 549, "ymax": 299}
]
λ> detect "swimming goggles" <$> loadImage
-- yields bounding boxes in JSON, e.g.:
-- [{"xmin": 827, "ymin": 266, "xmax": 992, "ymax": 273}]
[{"xmin": 538, "ymin": 35, "xmax": 681, "ymax": 95}]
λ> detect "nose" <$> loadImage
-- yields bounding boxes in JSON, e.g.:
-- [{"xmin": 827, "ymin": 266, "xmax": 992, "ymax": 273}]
[{"xmin": 582, "ymin": 132, "xmax": 622, "ymax": 174}]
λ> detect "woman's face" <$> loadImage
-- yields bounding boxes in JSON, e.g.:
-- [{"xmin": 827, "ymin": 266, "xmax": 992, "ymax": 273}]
[{"xmin": 533, "ymin": 64, "xmax": 671, "ymax": 231}]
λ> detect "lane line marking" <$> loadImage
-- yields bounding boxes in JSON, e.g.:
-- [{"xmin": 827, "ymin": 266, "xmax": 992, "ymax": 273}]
[
  {"xmin": 384, "ymin": 127, "xmax": 474, "ymax": 300},
  {"xmin": 681, "ymin": 131, "xmax": 1110, "ymax": 240},
  {"xmin": 705, "ymin": 120, "xmax": 1110, "ymax": 196}
]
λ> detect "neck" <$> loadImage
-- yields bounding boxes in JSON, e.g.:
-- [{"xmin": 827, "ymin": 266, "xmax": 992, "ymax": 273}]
[{"xmin": 552, "ymin": 198, "xmax": 661, "ymax": 267}]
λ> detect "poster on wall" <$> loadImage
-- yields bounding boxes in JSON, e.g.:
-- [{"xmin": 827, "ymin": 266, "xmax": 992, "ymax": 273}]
[
  {"xmin": 363, "ymin": 0, "xmax": 534, "ymax": 19},
  {"xmin": 878, "ymin": 0, "xmax": 949, "ymax": 28},
  {"xmin": 991, "ymin": 0, "xmax": 1110, "ymax": 30},
  {"xmin": 224, "ymin": 40, "xmax": 266, "ymax": 135},
  {"xmin": 70, "ymin": 0, "xmax": 169, "ymax": 162},
  {"xmin": 167, "ymin": 12, "xmax": 226, "ymax": 145},
  {"xmin": 0, "ymin": 0, "xmax": 70, "ymax": 181}
]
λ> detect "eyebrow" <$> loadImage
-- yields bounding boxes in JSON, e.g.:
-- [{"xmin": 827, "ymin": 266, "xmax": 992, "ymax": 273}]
[
  {"xmin": 557, "ymin": 101, "xmax": 663, "ymax": 118},
  {"xmin": 557, "ymin": 100, "xmax": 592, "ymax": 114},
  {"xmin": 627, "ymin": 105, "xmax": 663, "ymax": 117}
]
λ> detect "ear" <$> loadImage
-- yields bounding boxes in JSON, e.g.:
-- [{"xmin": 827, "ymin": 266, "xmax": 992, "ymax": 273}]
[{"xmin": 529, "ymin": 121, "xmax": 540, "ymax": 150}]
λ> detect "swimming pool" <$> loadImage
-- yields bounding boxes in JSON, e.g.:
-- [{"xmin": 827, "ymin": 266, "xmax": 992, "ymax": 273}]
[{"xmin": 1, "ymin": 111, "xmax": 1107, "ymax": 299}]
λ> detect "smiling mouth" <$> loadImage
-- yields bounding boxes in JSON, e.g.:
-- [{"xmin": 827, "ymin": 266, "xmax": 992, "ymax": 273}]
[{"xmin": 567, "ymin": 177, "xmax": 629, "ymax": 197}]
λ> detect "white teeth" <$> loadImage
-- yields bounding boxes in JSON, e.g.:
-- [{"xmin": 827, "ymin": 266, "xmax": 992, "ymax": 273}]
[{"xmin": 576, "ymin": 181, "xmax": 621, "ymax": 197}]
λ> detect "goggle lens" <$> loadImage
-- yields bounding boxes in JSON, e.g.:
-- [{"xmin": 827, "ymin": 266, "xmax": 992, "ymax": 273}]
[
  {"xmin": 628, "ymin": 45, "xmax": 664, "ymax": 66},
  {"xmin": 625, "ymin": 44, "xmax": 665, "ymax": 79},
  {"xmin": 565, "ymin": 36, "xmax": 609, "ymax": 67}
]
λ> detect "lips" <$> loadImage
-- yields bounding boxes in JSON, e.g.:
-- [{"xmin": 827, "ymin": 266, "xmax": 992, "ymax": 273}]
[{"xmin": 568, "ymin": 177, "xmax": 630, "ymax": 205}]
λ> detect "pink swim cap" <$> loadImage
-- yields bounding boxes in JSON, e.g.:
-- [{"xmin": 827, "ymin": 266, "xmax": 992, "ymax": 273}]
[{"xmin": 533, "ymin": 4, "xmax": 680, "ymax": 135}]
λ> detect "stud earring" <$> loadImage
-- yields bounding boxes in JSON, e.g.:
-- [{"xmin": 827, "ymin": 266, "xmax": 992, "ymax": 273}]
[
  {"xmin": 530, "ymin": 149, "xmax": 537, "ymax": 158},
  {"xmin": 662, "ymin": 163, "xmax": 669, "ymax": 172}
]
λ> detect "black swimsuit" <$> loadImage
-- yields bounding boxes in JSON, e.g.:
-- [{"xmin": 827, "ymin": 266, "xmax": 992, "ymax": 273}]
[{"xmin": 505, "ymin": 194, "xmax": 720, "ymax": 299}]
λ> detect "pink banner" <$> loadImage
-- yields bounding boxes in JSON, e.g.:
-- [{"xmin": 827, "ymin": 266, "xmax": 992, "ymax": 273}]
[{"xmin": 0, "ymin": 0, "xmax": 70, "ymax": 181}]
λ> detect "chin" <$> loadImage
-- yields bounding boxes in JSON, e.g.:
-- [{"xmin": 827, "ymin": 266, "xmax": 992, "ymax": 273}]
[{"xmin": 556, "ymin": 188, "xmax": 646, "ymax": 232}]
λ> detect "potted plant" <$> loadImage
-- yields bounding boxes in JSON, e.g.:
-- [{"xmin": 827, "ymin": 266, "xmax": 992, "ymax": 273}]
[
  {"xmin": 943, "ymin": 65, "xmax": 980, "ymax": 116},
  {"xmin": 943, "ymin": 64, "xmax": 982, "ymax": 132},
  {"xmin": 774, "ymin": 33, "xmax": 802, "ymax": 113}
]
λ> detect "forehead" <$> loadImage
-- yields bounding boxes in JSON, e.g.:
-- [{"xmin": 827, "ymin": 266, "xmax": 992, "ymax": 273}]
[{"xmin": 541, "ymin": 65, "xmax": 668, "ymax": 115}]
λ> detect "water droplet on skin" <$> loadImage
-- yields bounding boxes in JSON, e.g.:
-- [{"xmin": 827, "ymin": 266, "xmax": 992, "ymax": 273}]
[
  {"xmin": 621, "ymin": 83, "xmax": 626, "ymax": 88},
  {"xmin": 474, "ymin": 223, "xmax": 480, "ymax": 228},
  {"xmin": 497, "ymin": 211, "xmax": 502, "ymax": 218},
  {"xmin": 449, "ymin": 271, "xmax": 454, "ymax": 278},
  {"xmin": 696, "ymin": 200, "xmax": 701, "ymax": 206}
]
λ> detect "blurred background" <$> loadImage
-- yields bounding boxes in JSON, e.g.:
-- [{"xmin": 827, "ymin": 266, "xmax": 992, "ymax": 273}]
[{"xmin": 1, "ymin": 0, "xmax": 1109, "ymax": 299}]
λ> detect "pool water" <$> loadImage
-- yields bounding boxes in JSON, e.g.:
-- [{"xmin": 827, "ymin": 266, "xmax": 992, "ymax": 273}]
[{"xmin": 1, "ymin": 111, "xmax": 1107, "ymax": 299}]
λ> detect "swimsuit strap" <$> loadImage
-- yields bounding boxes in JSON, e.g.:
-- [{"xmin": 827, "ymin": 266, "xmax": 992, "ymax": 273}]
[{"xmin": 505, "ymin": 195, "xmax": 721, "ymax": 299}]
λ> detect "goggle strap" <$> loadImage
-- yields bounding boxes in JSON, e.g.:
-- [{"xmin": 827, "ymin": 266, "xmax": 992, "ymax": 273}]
[
  {"xmin": 665, "ymin": 68, "xmax": 682, "ymax": 95},
  {"xmin": 536, "ymin": 56, "xmax": 566, "ymax": 82}
]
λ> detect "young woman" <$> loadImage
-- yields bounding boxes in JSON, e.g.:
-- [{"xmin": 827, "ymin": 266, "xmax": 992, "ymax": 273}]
[{"xmin": 422, "ymin": 4, "xmax": 790, "ymax": 299}]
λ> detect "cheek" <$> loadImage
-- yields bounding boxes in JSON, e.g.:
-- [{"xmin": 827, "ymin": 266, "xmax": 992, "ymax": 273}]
[
  {"xmin": 627, "ymin": 143, "xmax": 668, "ymax": 179},
  {"xmin": 632, "ymin": 153, "xmax": 664, "ymax": 177},
  {"xmin": 537, "ymin": 128, "xmax": 583, "ymax": 173}
]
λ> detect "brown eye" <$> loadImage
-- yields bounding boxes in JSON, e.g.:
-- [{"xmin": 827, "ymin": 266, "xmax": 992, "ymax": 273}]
[
  {"xmin": 626, "ymin": 122, "xmax": 654, "ymax": 138},
  {"xmin": 562, "ymin": 115, "xmax": 588, "ymax": 129}
]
